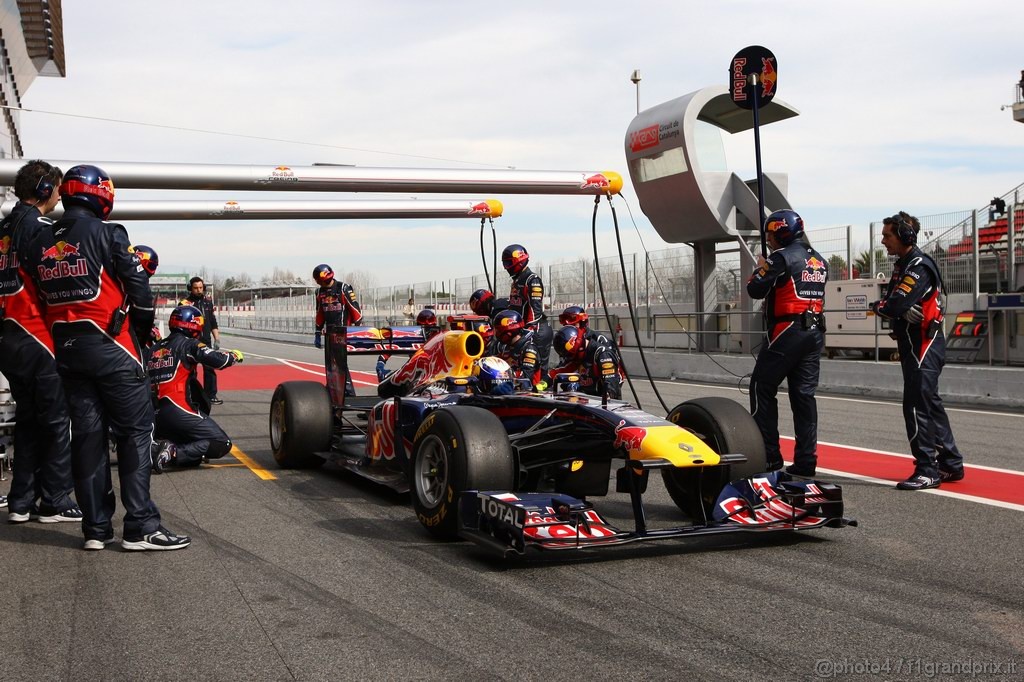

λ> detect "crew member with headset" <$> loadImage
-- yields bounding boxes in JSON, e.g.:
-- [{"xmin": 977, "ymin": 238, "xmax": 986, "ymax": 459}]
[
  {"xmin": 502, "ymin": 244, "xmax": 553, "ymax": 373},
  {"xmin": 872, "ymin": 211, "xmax": 964, "ymax": 490},
  {"xmin": 180, "ymin": 277, "xmax": 221, "ymax": 405},
  {"xmin": 313, "ymin": 263, "xmax": 362, "ymax": 396},
  {"xmin": 147, "ymin": 305, "xmax": 244, "ymax": 472},
  {"xmin": 24, "ymin": 164, "xmax": 189, "ymax": 551},
  {"xmin": 493, "ymin": 309, "xmax": 545, "ymax": 390},
  {"xmin": 746, "ymin": 209, "xmax": 828, "ymax": 478},
  {"xmin": 551, "ymin": 325, "xmax": 623, "ymax": 399},
  {"xmin": 0, "ymin": 160, "xmax": 82, "ymax": 524}
]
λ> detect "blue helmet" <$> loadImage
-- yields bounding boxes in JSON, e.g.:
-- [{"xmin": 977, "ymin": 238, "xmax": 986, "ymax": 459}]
[
  {"xmin": 169, "ymin": 305, "xmax": 205, "ymax": 338},
  {"xmin": 554, "ymin": 325, "xmax": 586, "ymax": 361},
  {"xmin": 59, "ymin": 164, "xmax": 116, "ymax": 219},
  {"xmin": 501, "ymin": 244, "xmax": 529, "ymax": 276},
  {"xmin": 131, "ymin": 244, "xmax": 159, "ymax": 277},
  {"xmin": 493, "ymin": 309, "xmax": 524, "ymax": 344},
  {"xmin": 474, "ymin": 356, "xmax": 514, "ymax": 395},
  {"xmin": 312, "ymin": 263, "xmax": 335, "ymax": 286},
  {"xmin": 764, "ymin": 209, "xmax": 804, "ymax": 247}
]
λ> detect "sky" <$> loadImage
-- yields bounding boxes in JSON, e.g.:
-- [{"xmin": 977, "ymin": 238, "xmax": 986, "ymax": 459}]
[{"xmin": 13, "ymin": 1, "xmax": 1024, "ymax": 289}]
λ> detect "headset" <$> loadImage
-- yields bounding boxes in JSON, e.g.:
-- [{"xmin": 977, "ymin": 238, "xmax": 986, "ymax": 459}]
[
  {"xmin": 34, "ymin": 175, "xmax": 55, "ymax": 202},
  {"xmin": 888, "ymin": 213, "xmax": 917, "ymax": 246}
]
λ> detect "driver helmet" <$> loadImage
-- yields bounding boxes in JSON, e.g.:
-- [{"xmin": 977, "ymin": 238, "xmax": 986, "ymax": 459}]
[
  {"xmin": 473, "ymin": 356, "xmax": 514, "ymax": 395},
  {"xmin": 169, "ymin": 305, "xmax": 205, "ymax": 338}
]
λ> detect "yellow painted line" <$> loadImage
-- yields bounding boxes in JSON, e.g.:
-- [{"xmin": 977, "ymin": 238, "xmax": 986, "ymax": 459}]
[
  {"xmin": 230, "ymin": 445, "xmax": 277, "ymax": 481},
  {"xmin": 204, "ymin": 463, "xmax": 247, "ymax": 469}
]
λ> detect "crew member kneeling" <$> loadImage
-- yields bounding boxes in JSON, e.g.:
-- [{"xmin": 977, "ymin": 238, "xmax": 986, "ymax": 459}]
[
  {"xmin": 552, "ymin": 325, "xmax": 623, "ymax": 399},
  {"xmin": 146, "ymin": 305, "xmax": 243, "ymax": 472}
]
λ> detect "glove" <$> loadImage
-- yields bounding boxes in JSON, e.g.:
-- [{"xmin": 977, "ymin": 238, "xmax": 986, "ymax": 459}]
[
  {"xmin": 212, "ymin": 339, "xmax": 221, "ymax": 351},
  {"xmin": 903, "ymin": 304, "xmax": 924, "ymax": 324},
  {"xmin": 151, "ymin": 326, "xmax": 162, "ymax": 342},
  {"xmin": 492, "ymin": 380, "xmax": 515, "ymax": 396},
  {"xmin": 375, "ymin": 359, "xmax": 387, "ymax": 381},
  {"xmin": 229, "ymin": 349, "xmax": 244, "ymax": 363},
  {"xmin": 534, "ymin": 380, "xmax": 549, "ymax": 392},
  {"xmin": 314, "ymin": 331, "xmax": 322, "ymax": 349}
]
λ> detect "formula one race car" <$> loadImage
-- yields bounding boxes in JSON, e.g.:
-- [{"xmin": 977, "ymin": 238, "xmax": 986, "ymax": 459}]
[{"xmin": 269, "ymin": 324, "xmax": 855, "ymax": 557}]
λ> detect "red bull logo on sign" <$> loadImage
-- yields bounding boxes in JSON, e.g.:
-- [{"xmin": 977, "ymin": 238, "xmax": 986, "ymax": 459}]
[
  {"xmin": 223, "ymin": 201, "xmax": 242, "ymax": 213},
  {"xmin": 760, "ymin": 58, "xmax": 777, "ymax": 98},
  {"xmin": 613, "ymin": 420, "xmax": 647, "ymax": 453},
  {"xmin": 467, "ymin": 202, "xmax": 491, "ymax": 216},
  {"xmin": 270, "ymin": 165, "xmax": 297, "ymax": 182}
]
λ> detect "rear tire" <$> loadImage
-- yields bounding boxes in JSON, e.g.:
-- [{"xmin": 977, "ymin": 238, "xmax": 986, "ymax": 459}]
[
  {"xmin": 661, "ymin": 397, "xmax": 766, "ymax": 521},
  {"xmin": 411, "ymin": 406, "xmax": 515, "ymax": 540},
  {"xmin": 269, "ymin": 381, "xmax": 331, "ymax": 469}
]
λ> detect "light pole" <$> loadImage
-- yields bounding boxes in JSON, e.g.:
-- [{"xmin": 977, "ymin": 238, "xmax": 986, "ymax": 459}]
[{"xmin": 630, "ymin": 69, "xmax": 641, "ymax": 114}]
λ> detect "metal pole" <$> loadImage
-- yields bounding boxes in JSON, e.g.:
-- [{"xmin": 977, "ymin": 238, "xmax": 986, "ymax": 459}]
[
  {"xmin": 869, "ymin": 222, "xmax": 876, "ymax": 278},
  {"xmin": 1010, "ymin": 190, "xmax": 1019, "ymax": 292},
  {"xmin": 972, "ymin": 210, "xmax": 981, "ymax": 305},
  {"xmin": 846, "ymin": 225, "xmax": 853, "ymax": 280}
]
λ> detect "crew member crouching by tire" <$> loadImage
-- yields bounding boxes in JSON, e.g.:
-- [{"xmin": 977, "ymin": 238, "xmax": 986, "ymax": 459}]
[
  {"xmin": 551, "ymin": 325, "xmax": 623, "ymax": 399},
  {"xmin": 146, "ymin": 305, "xmax": 243, "ymax": 472}
]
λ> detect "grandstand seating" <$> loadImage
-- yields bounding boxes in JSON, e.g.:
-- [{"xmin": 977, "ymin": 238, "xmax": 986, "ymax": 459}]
[{"xmin": 946, "ymin": 208, "xmax": 1024, "ymax": 256}]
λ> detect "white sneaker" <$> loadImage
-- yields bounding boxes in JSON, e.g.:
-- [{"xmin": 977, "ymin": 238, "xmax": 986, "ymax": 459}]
[
  {"xmin": 83, "ymin": 537, "xmax": 117, "ymax": 551},
  {"xmin": 0, "ymin": 495, "xmax": 7, "ymax": 509},
  {"xmin": 8, "ymin": 508, "xmax": 37, "ymax": 523}
]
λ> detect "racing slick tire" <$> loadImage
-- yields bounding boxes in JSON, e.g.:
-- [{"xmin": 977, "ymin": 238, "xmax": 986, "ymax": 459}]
[
  {"xmin": 270, "ymin": 381, "xmax": 331, "ymax": 469},
  {"xmin": 411, "ymin": 406, "xmax": 515, "ymax": 540},
  {"xmin": 661, "ymin": 397, "xmax": 766, "ymax": 522}
]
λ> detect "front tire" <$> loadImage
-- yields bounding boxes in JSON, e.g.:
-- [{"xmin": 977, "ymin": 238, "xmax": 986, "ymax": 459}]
[
  {"xmin": 269, "ymin": 381, "xmax": 331, "ymax": 468},
  {"xmin": 412, "ymin": 406, "xmax": 515, "ymax": 540},
  {"xmin": 661, "ymin": 397, "xmax": 766, "ymax": 521}
]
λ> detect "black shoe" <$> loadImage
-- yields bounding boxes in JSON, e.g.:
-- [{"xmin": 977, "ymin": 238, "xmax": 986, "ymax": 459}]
[
  {"xmin": 37, "ymin": 505, "xmax": 84, "ymax": 524},
  {"xmin": 896, "ymin": 474, "xmax": 940, "ymax": 490},
  {"xmin": 939, "ymin": 468, "xmax": 964, "ymax": 483},
  {"xmin": 209, "ymin": 397, "xmax": 223, "ymax": 405},
  {"xmin": 151, "ymin": 440, "xmax": 176, "ymax": 474},
  {"xmin": 785, "ymin": 464, "xmax": 816, "ymax": 478},
  {"xmin": 765, "ymin": 460, "xmax": 784, "ymax": 472},
  {"xmin": 122, "ymin": 526, "xmax": 191, "ymax": 551}
]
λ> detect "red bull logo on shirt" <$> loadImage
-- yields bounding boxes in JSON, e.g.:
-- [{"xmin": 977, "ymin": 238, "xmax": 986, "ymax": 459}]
[
  {"xmin": 801, "ymin": 256, "xmax": 827, "ymax": 284},
  {"xmin": 37, "ymin": 241, "xmax": 88, "ymax": 281},
  {"xmin": 0, "ymin": 235, "xmax": 16, "ymax": 270}
]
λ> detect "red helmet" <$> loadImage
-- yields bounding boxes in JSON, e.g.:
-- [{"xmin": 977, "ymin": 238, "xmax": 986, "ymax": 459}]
[
  {"xmin": 312, "ymin": 264, "xmax": 335, "ymax": 286},
  {"xmin": 558, "ymin": 305, "xmax": 589, "ymax": 328},
  {"xmin": 554, "ymin": 325, "xmax": 586, "ymax": 361},
  {"xmin": 169, "ymin": 305, "xmax": 205, "ymax": 338},
  {"xmin": 59, "ymin": 164, "xmax": 115, "ymax": 219},
  {"xmin": 469, "ymin": 288, "xmax": 495, "ymax": 316},
  {"xmin": 131, "ymin": 244, "xmax": 159, "ymax": 277},
  {"xmin": 415, "ymin": 309, "xmax": 437, "ymax": 326},
  {"xmin": 501, "ymin": 244, "xmax": 529, "ymax": 276},
  {"xmin": 493, "ymin": 309, "xmax": 525, "ymax": 344}
]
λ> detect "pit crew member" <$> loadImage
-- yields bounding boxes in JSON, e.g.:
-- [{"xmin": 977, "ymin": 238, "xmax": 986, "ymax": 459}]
[
  {"xmin": 0, "ymin": 159, "xmax": 81, "ymax": 524},
  {"xmin": 179, "ymin": 276, "xmax": 221, "ymax": 404},
  {"xmin": 147, "ymin": 305, "xmax": 243, "ymax": 472},
  {"xmin": 746, "ymin": 209, "xmax": 827, "ymax": 478},
  {"xmin": 493, "ymin": 309, "xmax": 544, "ymax": 390},
  {"xmin": 552, "ymin": 325, "xmax": 623, "ymax": 399},
  {"xmin": 24, "ymin": 164, "xmax": 189, "ymax": 551},
  {"xmin": 313, "ymin": 263, "xmax": 362, "ymax": 396},
  {"xmin": 502, "ymin": 244, "xmax": 553, "ymax": 372},
  {"xmin": 872, "ymin": 211, "xmax": 964, "ymax": 490}
]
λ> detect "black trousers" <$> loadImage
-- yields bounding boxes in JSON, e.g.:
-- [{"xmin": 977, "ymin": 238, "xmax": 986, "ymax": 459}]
[
  {"xmin": 898, "ymin": 333, "xmax": 963, "ymax": 478},
  {"xmin": 530, "ymin": 321, "xmax": 553, "ymax": 371},
  {"xmin": 155, "ymin": 401, "xmax": 232, "ymax": 466},
  {"xmin": 0, "ymin": 326, "xmax": 75, "ymax": 514},
  {"xmin": 203, "ymin": 363, "xmax": 218, "ymax": 399},
  {"xmin": 56, "ymin": 340, "xmax": 161, "ymax": 541},
  {"xmin": 749, "ymin": 329, "xmax": 824, "ymax": 470}
]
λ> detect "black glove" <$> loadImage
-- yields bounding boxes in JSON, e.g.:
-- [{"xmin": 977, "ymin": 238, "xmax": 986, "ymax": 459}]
[{"xmin": 904, "ymin": 304, "xmax": 924, "ymax": 324}]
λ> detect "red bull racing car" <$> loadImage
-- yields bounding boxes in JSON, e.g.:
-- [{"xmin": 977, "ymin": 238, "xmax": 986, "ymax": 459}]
[{"xmin": 269, "ymin": 324, "xmax": 854, "ymax": 557}]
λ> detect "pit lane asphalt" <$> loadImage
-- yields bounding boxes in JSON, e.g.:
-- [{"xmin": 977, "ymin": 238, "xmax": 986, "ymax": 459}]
[{"xmin": 2, "ymin": 335, "xmax": 1022, "ymax": 681}]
